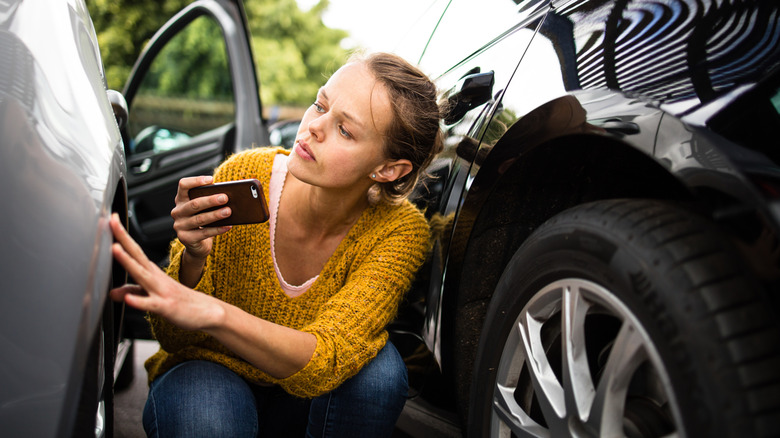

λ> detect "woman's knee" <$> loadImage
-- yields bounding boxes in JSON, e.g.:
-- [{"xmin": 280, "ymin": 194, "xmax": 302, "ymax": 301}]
[
  {"xmin": 358, "ymin": 342, "xmax": 408, "ymax": 399},
  {"xmin": 143, "ymin": 360, "xmax": 258, "ymax": 438},
  {"xmin": 333, "ymin": 341, "xmax": 408, "ymax": 406},
  {"xmin": 307, "ymin": 343, "xmax": 408, "ymax": 437}
]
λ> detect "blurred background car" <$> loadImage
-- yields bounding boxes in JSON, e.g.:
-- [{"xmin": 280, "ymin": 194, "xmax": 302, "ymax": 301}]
[
  {"xmin": 268, "ymin": 118, "xmax": 301, "ymax": 149},
  {"xmin": 0, "ymin": 0, "xmax": 129, "ymax": 436}
]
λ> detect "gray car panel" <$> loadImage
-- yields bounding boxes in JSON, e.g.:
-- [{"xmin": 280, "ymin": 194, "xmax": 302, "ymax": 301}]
[{"xmin": 0, "ymin": 0, "xmax": 126, "ymax": 435}]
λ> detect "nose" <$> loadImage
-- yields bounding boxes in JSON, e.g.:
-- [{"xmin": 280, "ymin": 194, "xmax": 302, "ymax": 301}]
[{"xmin": 308, "ymin": 113, "xmax": 326, "ymax": 141}]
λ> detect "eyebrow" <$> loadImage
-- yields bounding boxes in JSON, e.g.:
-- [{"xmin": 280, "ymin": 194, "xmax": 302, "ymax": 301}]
[{"xmin": 319, "ymin": 88, "xmax": 365, "ymax": 130}]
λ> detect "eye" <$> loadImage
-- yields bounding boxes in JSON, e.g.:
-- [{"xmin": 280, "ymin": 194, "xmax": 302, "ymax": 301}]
[
  {"xmin": 338, "ymin": 125, "xmax": 352, "ymax": 139},
  {"xmin": 313, "ymin": 101, "xmax": 325, "ymax": 113}
]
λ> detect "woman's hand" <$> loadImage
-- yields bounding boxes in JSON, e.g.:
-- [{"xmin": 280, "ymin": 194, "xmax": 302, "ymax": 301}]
[
  {"xmin": 170, "ymin": 176, "xmax": 232, "ymax": 260},
  {"xmin": 109, "ymin": 213, "xmax": 222, "ymax": 331},
  {"xmin": 110, "ymin": 213, "xmax": 316, "ymax": 377}
]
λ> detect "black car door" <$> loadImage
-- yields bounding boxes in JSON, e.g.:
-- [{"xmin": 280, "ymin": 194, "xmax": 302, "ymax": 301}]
[{"xmin": 121, "ymin": 0, "xmax": 266, "ymax": 265}]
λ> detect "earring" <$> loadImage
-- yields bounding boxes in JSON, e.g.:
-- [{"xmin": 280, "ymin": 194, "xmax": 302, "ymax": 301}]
[{"xmin": 371, "ymin": 174, "xmax": 376, "ymax": 179}]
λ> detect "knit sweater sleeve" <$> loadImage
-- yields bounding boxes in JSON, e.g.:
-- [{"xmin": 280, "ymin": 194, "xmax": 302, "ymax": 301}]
[
  {"xmin": 148, "ymin": 238, "xmax": 214, "ymax": 352},
  {"xmin": 274, "ymin": 204, "xmax": 431, "ymax": 397}
]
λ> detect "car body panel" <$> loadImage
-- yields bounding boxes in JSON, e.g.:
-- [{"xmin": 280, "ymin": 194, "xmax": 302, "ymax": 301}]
[
  {"xmin": 410, "ymin": 0, "xmax": 780, "ymax": 389},
  {"xmin": 0, "ymin": 0, "xmax": 126, "ymax": 435}
]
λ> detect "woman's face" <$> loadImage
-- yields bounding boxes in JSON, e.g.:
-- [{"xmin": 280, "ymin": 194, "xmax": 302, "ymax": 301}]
[{"xmin": 287, "ymin": 62, "xmax": 393, "ymax": 192}]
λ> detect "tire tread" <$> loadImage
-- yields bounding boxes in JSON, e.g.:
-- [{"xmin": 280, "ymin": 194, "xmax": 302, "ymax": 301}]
[{"xmin": 597, "ymin": 200, "xmax": 780, "ymax": 436}]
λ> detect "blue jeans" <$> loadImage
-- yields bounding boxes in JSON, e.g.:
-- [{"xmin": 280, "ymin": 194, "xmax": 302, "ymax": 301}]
[{"xmin": 142, "ymin": 342, "xmax": 408, "ymax": 438}]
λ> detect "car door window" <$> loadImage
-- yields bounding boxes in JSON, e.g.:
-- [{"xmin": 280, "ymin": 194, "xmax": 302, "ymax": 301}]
[
  {"xmin": 127, "ymin": 15, "xmax": 234, "ymax": 156},
  {"xmin": 419, "ymin": 0, "xmax": 545, "ymax": 78}
]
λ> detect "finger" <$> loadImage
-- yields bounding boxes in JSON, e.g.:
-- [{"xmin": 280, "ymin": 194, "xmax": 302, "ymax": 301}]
[
  {"xmin": 110, "ymin": 224, "xmax": 162, "ymax": 291},
  {"xmin": 188, "ymin": 194, "xmax": 229, "ymax": 216},
  {"xmin": 109, "ymin": 284, "xmax": 147, "ymax": 303},
  {"xmin": 111, "ymin": 284, "xmax": 155, "ymax": 312},
  {"xmin": 190, "ymin": 203, "xmax": 231, "ymax": 227},
  {"xmin": 171, "ymin": 194, "xmax": 229, "ymax": 225},
  {"xmin": 172, "ymin": 203, "xmax": 231, "ymax": 235},
  {"xmin": 112, "ymin": 242, "xmax": 154, "ymax": 288},
  {"xmin": 110, "ymin": 214, "xmax": 154, "ymax": 268},
  {"xmin": 123, "ymin": 288, "xmax": 155, "ymax": 311},
  {"xmin": 175, "ymin": 176, "xmax": 214, "ymax": 203},
  {"xmin": 180, "ymin": 224, "xmax": 232, "ymax": 243}
]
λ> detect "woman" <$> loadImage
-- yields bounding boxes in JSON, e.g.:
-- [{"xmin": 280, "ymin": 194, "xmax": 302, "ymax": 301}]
[{"xmin": 109, "ymin": 52, "xmax": 443, "ymax": 437}]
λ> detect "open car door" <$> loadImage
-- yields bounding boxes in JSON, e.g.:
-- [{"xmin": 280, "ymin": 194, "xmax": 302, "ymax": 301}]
[
  {"xmin": 121, "ymin": 0, "xmax": 266, "ymax": 265},
  {"xmin": 119, "ymin": 0, "xmax": 266, "ymax": 337}
]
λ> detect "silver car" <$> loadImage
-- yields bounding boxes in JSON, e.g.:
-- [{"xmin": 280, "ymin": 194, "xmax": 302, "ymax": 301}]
[
  {"xmin": 0, "ymin": 0, "xmax": 128, "ymax": 436},
  {"xmin": 0, "ymin": 0, "xmax": 264, "ymax": 436}
]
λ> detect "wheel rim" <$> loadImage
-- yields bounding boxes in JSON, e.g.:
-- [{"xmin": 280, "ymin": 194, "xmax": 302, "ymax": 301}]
[
  {"xmin": 490, "ymin": 278, "xmax": 683, "ymax": 438},
  {"xmin": 96, "ymin": 327, "xmax": 107, "ymax": 438}
]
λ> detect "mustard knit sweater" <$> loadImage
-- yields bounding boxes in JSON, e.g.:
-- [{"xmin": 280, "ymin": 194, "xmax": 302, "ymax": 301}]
[{"xmin": 144, "ymin": 147, "xmax": 431, "ymax": 398}]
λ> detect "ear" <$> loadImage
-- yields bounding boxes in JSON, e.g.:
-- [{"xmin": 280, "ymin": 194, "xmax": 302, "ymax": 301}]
[{"xmin": 372, "ymin": 159, "xmax": 413, "ymax": 183}]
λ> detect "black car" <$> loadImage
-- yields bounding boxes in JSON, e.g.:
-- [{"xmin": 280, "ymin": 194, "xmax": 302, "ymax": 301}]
[{"xmin": 385, "ymin": 0, "xmax": 780, "ymax": 437}]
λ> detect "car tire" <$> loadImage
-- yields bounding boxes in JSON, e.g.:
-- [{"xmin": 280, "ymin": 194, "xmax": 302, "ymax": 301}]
[{"xmin": 467, "ymin": 199, "xmax": 780, "ymax": 437}]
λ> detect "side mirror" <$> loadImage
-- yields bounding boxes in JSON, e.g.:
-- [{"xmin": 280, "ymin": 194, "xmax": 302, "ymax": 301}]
[
  {"xmin": 444, "ymin": 71, "xmax": 495, "ymax": 125},
  {"xmin": 107, "ymin": 89, "xmax": 128, "ymax": 130}
]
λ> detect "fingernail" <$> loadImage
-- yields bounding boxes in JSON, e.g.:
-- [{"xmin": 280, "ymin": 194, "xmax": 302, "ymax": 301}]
[{"xmin": 218, "ymin": 195, "xmax": 227, "ymax": 203}]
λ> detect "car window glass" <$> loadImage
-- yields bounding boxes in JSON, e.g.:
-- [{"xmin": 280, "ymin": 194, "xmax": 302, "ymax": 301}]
[
  {"xmin": 391, "ymin": 0, "xmax": 451, "ymax": 65},
  {"xmin": 419, "ymin": 0, "xmax": 542, "ymax": 78},
  {"xmin": 127, "ymin": 15, "xmax": 235, "ymax": 156}
]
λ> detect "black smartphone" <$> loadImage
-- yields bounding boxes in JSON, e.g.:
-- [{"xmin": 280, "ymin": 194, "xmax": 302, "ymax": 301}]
[{"xmin": 188, "ymin": 178, "xmax": 270, "ymax": 226}]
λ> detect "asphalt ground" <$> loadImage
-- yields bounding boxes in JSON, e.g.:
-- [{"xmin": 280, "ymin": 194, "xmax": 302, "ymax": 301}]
[{"xmin": 114, "ymin": 340, "xmax": 155, "ymax": 438}]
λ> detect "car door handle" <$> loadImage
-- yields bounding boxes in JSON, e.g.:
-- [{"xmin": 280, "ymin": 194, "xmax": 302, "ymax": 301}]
[
  {"xmin": 594, "ymin": 119, "xmax": 640, "ymax": 135},
  {"xmin": 130, "ymin": 158, "xmax": 152, "ymax": 174},
  {"xmin": 444, "ymin": 71, "xmax": 495, "ymax": 124}
]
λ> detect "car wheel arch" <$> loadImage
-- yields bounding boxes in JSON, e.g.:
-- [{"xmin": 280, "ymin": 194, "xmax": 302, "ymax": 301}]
[
  {"xmin": 447, "ymin": 133, "xmax": 692, "ymax": 321},
  {"xmin": 441, "ymin": 134, "xmax": 700, "ymax": 422}
]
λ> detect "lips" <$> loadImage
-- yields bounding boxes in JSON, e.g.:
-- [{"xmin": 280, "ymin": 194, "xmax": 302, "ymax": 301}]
[{"xmin": 294, "ymin": 140, "xmax": 316, "ymax": 162}]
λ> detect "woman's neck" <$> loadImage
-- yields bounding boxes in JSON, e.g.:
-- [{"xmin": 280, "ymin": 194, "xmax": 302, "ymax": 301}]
[{"xmin": 281, "ymin": 174, "xmax": 371, "ymax": 240}]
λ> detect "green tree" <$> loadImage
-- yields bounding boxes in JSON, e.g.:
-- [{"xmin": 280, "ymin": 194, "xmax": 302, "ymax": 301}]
[
  {"xmin": 88, "ymin": 0, "xmax": 191, "ymax": 91},
  {"xmin": 141, "ymin": 16, "xmax": 233, "ymax": 100},
  {"xmin": 88, "ymin": 0, "xmax": 348, "ymax": 106},
  {"xmin": 245, "ymin": 0, "xmax": 348, "ymax": 105}
]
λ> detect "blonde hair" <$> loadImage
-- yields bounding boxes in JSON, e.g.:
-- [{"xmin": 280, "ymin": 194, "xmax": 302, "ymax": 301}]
[{"xmin": 356, "ymin": 52, "xmax": 444, "ymax": 203}]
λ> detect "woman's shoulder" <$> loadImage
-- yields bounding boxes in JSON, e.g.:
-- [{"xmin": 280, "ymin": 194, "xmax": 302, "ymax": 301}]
[
  {"xmin": 351, "ymin": 200, "xmax": 431, "ymax": 258},
  {"xmin": 214, "ymin": 146, "xmax": 289, "ymax": 182},
  {"xmin": 369, "ymin": 199, "xmax": 430, "ymax": 234}
]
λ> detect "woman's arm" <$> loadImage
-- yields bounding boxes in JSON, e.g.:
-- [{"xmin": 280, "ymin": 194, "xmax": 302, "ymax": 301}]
[
  {"xmin": 109, "ymin": 213, "xmax": 315, "ymax": 379},
  {"xmin": 204, "ymin": 300, "xmax": 317, "ymax": 378},
  {"xmin": 169, "ymin": 175, "xmax": 233, "ymax": 287}
]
